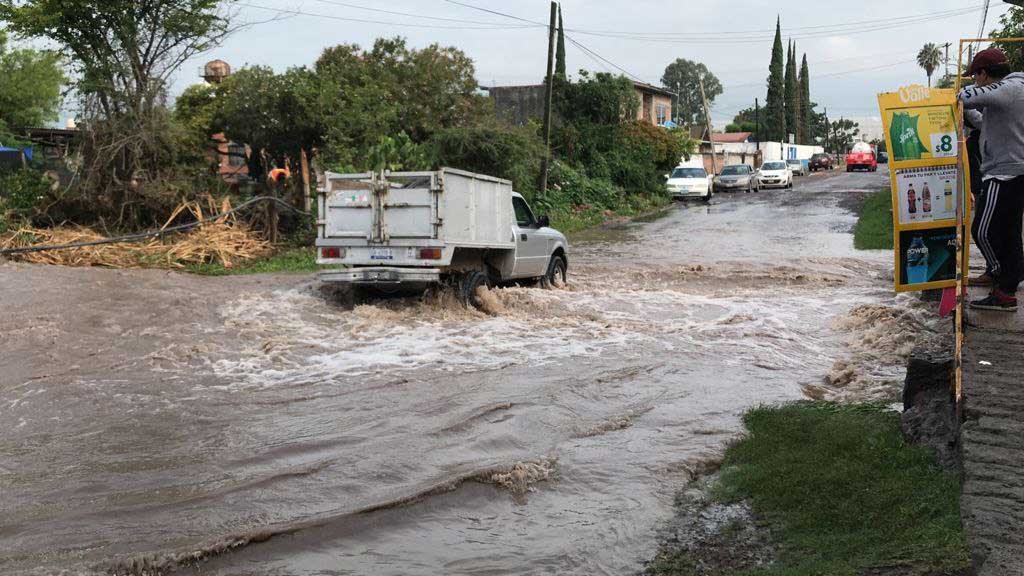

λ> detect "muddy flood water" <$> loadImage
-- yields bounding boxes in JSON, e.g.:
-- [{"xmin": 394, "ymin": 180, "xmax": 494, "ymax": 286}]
[{"xmin": 0, "ymin": 169, "xmax": 947, "ymax": 575}]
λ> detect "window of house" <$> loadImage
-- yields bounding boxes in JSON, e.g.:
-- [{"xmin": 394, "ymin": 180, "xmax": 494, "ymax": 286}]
[{"xmin": 656, "ymin": 103, "xmax": 668, "ymax": 125}]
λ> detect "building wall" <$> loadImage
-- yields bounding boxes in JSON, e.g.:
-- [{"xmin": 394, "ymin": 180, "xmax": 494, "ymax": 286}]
[
  {"xmin": 633, "ymin": 89, "xmax": 673, "ymax": 126},
  {"xmin": 488, "ymin": 85, "xmax": 547, "ymax": 126}
]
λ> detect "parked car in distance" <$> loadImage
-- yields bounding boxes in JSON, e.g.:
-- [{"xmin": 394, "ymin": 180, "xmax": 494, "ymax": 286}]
[
  {"xmin": 714, "ymin": 164, "xmax": 758, "ymax": 193},
  {"xmin": 786, "ymin": 159, "xmax": 806, "ymax": 176},
  {"xmin": 666, "ymin": 166, "xmax": 713, "ymax": 202},
  {"xmin": 877, "ymin": 151, "xmax": 889, "ymax": 164},
  {"xmin": 756, "ymin": 161, "xmax": 793, "ymax": 189},
  {"xmin": 845, "ymin": 142, "xmax": 877, "ymax": 172},
  {"xmin": 809, "ymin": 153, "xmax": 833, "ymax": 171}
]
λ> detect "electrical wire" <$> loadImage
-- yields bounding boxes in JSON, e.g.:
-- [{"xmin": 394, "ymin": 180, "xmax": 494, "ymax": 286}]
[
  {"xmin": 237, "ymin": 2, "xmax": 538, "ymax": 30},
  {"xmin": 305, "ymin": 0, "xmax": 528, "ymax": 27}
]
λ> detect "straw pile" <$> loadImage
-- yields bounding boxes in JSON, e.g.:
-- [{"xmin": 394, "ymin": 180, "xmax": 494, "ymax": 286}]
[{"xmin": 0, "ymin": 196, "xmax": 272, "ymax": 269}]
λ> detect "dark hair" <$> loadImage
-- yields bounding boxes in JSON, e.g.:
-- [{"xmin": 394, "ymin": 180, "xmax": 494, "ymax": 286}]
[{"xmin": 983, "ymin": 63, "xmax": 1011, "ymax": 79}]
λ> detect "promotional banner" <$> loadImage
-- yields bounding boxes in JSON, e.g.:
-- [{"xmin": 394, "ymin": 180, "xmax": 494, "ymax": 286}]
[
  {"xmin": 897, "ymin": 227, "xmax": 958, "ymax": 287},
  {"xmin": 878, "ymin": 85, "xmax": 964, "ymax": 292}
]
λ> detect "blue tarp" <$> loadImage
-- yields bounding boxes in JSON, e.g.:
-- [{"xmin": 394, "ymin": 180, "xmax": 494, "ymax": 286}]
[
  {"xmin": 660, "ymin": 120, "xmax": 679, "ymax": 129},
  {"xmin": 0, "ymin": 146, "xmax": 32, "ymax": 161}
]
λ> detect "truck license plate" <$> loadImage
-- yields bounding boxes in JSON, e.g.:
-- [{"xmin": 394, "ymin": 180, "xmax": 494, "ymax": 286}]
[{"xmin": 370, "ymin": 248, "xmax": 394, "ymax": 261}]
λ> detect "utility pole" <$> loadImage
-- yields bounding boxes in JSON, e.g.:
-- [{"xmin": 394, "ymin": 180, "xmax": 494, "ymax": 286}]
[
  {"xmin": 824, "ymin": 107, "xmax": 829, "ymax": 154},
  {"xmin": 755, "ymin": 98, "xmax": 760, "ymax": 153},
  {"xmin": 944, "ymin": 42, "xmax": 951, "ymax": 82},
  {"xmin": 539, "ymin": 1, "xmax": 558, "ymax": 194},
  {"xmin": 699, "ymin": 76, "xmax": 717, "ymax": 176}
]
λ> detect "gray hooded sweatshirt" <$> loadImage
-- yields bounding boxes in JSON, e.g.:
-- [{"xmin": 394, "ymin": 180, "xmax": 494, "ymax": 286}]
[{"xmin": 959, "ymin": 72, "xmax": 1024, "ymax": 178}]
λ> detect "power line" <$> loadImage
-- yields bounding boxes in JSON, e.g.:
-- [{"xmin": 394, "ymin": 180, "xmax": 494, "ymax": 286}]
[
  {"xmin": 237, "ymin": 2, "xmax": 539, "ymax": 30},
  {"xmin": 305, "ymin": 0, "xmax": 524, "ymax": 26},
  {"xmin": 564, "ymin": 34, "xmax": 649, "ymax": 84},
  {"xmin": 443, "ymin": 0, "xmax": 985, "ymax": 43}
]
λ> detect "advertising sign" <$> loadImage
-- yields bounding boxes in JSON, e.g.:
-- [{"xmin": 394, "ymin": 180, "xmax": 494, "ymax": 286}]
[
  {"xmin": 897, "ymin": 227, "xmax": 957, "ymax": 287},
  {"xmin": 894, "ymin": 165, "xmax": 959, "ymax": 223},
  {"xmin": 878, "ymin": 85, "xmax": 964, "ymax": 292}
]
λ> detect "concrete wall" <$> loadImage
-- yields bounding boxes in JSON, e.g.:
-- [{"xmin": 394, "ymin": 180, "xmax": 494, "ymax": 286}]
[{"xmin": 488, "ymin": 85, "xmax": 546, "ymax": 126}]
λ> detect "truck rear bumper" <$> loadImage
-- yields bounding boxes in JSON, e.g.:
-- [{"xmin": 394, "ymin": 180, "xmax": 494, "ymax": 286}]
[{"xmin": 319, "ymin": 267, "xmax": 442, "ymax": 284}]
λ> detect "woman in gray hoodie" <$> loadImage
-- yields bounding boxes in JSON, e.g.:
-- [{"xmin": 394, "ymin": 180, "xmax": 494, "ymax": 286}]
[{"xmin": 959, "ymin": 48, "xmax": 1024, "ymax": 311}]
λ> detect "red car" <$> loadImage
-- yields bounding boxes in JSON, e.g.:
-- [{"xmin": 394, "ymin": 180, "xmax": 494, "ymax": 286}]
[{"xmin": 845, "ymin": 143, "xmax": 877, "ymax": 172}]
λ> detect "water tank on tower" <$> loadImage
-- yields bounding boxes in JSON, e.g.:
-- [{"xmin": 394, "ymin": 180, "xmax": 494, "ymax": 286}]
[{"xmin": 203, "ymin": 59, "xmax": 232, "ymax": 84}]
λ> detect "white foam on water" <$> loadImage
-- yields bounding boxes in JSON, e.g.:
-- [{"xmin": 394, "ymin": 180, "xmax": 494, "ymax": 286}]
[{"xmin": 206, "ymin": 281, "xmax": 865, "ymax": 389}]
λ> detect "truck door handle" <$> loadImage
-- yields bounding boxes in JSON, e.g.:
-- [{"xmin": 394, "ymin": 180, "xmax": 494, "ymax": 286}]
[{"xmin": 520, "ymin": 233, "xmax": 528, "ymax": 241}]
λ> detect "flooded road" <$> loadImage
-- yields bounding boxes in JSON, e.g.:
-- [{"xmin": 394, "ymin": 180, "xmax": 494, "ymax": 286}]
[{"xmin": 0, "ymin": 169, "xmax": 944, "ymax": 575}]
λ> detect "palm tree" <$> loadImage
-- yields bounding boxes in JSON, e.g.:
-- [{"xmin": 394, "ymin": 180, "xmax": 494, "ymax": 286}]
[{"xmin": 917, "ymin": 43, "xmax": 943, "ymax": 87}]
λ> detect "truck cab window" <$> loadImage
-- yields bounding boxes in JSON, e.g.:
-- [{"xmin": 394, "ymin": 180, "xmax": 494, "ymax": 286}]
[{"xmin": 513, "ymin": 197, "xmax": 536, "ymax": 228}]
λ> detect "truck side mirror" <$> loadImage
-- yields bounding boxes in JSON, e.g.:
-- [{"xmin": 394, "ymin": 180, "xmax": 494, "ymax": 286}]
[{"xmin": 537, "ymin": 215, "xmax": 551, "ymax": 228}]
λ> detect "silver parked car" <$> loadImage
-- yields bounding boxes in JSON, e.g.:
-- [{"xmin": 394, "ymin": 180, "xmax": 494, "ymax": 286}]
[{"xmin": 713, "ymin": 164, "xmax": 758, "ymax": 193}]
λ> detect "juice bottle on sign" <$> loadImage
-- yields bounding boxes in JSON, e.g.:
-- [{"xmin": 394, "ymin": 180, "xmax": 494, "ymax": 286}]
[
  {"xmin": 944, "ymin": 180, "xmax": 953, "ymax": 212},
  {"xmin": 922, "ymin": 182, "xmax": 932, "ymax": 213}
]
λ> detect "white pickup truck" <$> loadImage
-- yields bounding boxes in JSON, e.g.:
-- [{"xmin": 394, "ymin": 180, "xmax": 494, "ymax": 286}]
[{"xmin": 316, "ymin": 168, "xmax": 569, "ymax": 306}]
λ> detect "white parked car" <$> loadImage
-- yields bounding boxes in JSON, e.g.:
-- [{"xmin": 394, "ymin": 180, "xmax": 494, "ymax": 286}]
[
  {"xmin": 756, "ymin": 161, "xmax": 793, "ymax": 189},
  {"xmin": 786, "ymin": 159, "xmax": 806, "ymax": 176},
  {"xmin": 666, "ymin": 166, "xmax": 713, "ymax": 202}
]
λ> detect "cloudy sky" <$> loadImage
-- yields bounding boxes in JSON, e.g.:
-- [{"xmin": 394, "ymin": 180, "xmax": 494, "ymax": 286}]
[{"xmin": 179, "ymin": 0, "xmax": 1015, "ymax": 139}]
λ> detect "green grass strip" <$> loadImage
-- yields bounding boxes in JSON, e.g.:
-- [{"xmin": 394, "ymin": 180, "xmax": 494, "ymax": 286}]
[
  {"xmin": 853, "ymin": 189, "xmax": 894, "ymax": 250},
  {"xmin": 718, "ymin": 402, "xmax": 968, "ymax": 576},
  {"xmin": 185, "ymin": 247, "xmax": 317, "ymax": 276}
]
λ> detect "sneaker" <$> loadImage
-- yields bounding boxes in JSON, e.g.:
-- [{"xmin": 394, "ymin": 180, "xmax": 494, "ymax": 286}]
[
  {"xmin": 970, "ymin": 272, "xmax": 995, "ymax": 286},
  {"xmin": 970, "ymin": 290, "xmax": 1019, "ymax": 312}
]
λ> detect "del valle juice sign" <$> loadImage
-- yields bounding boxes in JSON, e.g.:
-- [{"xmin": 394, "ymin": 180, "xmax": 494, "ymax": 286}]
[{"xmin": 878, "ymin": 85, "xmax": 964, "ymax": 293}]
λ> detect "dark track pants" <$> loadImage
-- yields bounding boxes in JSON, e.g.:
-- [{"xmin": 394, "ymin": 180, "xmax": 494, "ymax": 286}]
[{"xmin": 975, "ymin": 176, "xmax": 1024, "ymax": 294}]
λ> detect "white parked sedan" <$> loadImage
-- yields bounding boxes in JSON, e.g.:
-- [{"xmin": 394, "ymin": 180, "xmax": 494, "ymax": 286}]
[
  {"xmin": 665, "ymin": 166, "xmax": 713, "ymax": 202},
  {"xmin": 756, "ymin": 161, "xmax": 793, "ymax": 189}
]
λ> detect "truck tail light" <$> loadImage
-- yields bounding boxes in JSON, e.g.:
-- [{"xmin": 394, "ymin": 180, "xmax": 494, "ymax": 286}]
[
  {"xmin": 419, "ymin": 248, "xmax": 442, "ymax": 260},
  {"xmin": 321, "ymin": 247, "xmax": 344, "ymax": 259}
]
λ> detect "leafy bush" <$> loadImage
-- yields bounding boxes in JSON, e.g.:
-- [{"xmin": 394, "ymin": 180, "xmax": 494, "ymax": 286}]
[
  {"xmin": 0, "ymin": 169, "xmax": 51, "ymax": 231},
  {"xmin": 429, "ymin": 124, "xmax": 544, "ymax": 197}
]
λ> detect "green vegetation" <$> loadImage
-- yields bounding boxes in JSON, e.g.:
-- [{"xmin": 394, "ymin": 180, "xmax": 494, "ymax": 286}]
[
  {"xmin": 853, "ymin": 189, "xmax": 894, "ymax": 250},
  {"xmin": 764, "ymin": 19, "xmax": 786, "ymax": 142},
  {"xmin": 650, "ymin": 402, "xmax": 969, "ymax": 576},
  {"xmin": 660, "ymin": 58, "xmax": 722, "ymax": 128},
  {"xmin": 185, "ymin": 247, "xmax": 317, "ymax": 276},
  {"xmin": 724, "ymin": 403, "xmax": 967, "ymax": 575}
]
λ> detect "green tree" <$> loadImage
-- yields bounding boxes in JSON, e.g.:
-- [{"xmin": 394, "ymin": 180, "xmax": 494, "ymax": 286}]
[
  {"xmin": 917, "ymin": 43, "xmax": 942, "ymax": 87},
  {"xmin": 659, "ymin": 58, "xmax": 722, "ymax": 128},
  {"xmin": 0, "ymin": 0, "xmax": 229, "ymax": 117},
  {"xmin": 556, "ymin": 70, "xmax": 638, "ymax": 125},
  {"xmin": 799, "ymin": 53, "xmax": 811, "ymax": 144},
  {"xmin": 765, "ymin": 17, "xmax": 786, "ymax": 142},
  {"xmin": 213, "ymin": 65, "xmax": 322, "ymax": 177},
  {"xmin": 830, "ymin": 118, "xmax": 860, "ymax": 154},
  {"xmin": 314, "ymin": 37, "xmax": 483, "ymax": 168},
  {"xmin": 992, "ymin": 6, "xmax": 1024, "ymax": 72},
  {"xmin": 725, "ymin": 108, "xmax": 757, "ymax": 134},
  {"xmin": 784, "ymin": 40, "xmax": 798, "ymax": 142},
  {"xmin": 0, "ymin": 30, "xmax": 64, "ymax": 142}
]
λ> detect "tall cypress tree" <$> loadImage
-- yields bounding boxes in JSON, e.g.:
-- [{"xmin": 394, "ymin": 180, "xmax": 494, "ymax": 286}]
[
  {"xmin": 555, "ymin": 6, "xmax": 566, "ymax": 81},
  {"xmin": 765, "ymin": 18, "xmax": 785, "ymax": 142},
  {"xmin": 784, "ymin": 40, "xmax": 797, "ymax": 142},
  {"xmin": 799, "ymin": 54, "xmax": 811, "ymax": 144}
]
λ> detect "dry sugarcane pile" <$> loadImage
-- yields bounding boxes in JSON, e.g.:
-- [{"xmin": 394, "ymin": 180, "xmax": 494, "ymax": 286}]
[{"xmin": 0, "ymin": 196, "xmax": 272, "ymax": 269}]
